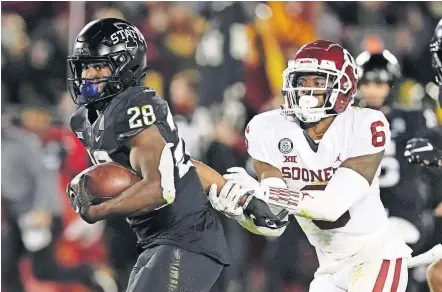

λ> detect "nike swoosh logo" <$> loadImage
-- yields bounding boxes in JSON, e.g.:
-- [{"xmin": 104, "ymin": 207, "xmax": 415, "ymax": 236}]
[
  {"xmin": 411, "ymin": 145, "xmax": 434, "ymax": 153},
  {"xmin": 95, "ymin": 135, "xmax": 101, "ymax": 142}
]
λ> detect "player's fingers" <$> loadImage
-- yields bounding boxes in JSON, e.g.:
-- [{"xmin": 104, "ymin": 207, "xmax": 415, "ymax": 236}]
[
  {"xmin": 79, "ymin": 174, "xmax": 90, "ymax": 193},
  {"xmin": 226, "ymin": 167, "xmax": 247, "ymax": 174},
  {"xmin": 276, "ymin": 209, "xmax": 289, "ymax": 221},
  {"xmin": 208, "ymin": 184, "xmax": 223, "ymax": 211},
  {"xmin": 208, "ymin": 185, "xmax": 222, "ymax": 211},
  {"xmin": 219, "ymin": 181, "xmax": 236, "ymax": 200},
  {"xmin": 223, "ymin": 173, "xmax": 242, "ymax": 181},
  {"xmin": 72, "ymin": 197, "xmax": 80, "ymax": 214},
  {"xmin": 230, "ymin": 186, "xmax": 245, "ymax": 205},
  {"xmin": 221, "ymin": 183, "xmax": 239, "ymax": 200},
  {"xmin": 66, "ymin": 181, "xmax": 72, "ymax": 194},
  {"xmin": 208, "ymin": 184, "xmax": 218, "ymax": 199},
  {"xmin": 210, "ymin": 200, "xmax": 222, "ymax": 211}
]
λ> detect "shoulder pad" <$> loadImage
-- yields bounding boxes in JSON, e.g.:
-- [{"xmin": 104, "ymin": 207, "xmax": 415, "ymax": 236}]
[
  {"xmin": 70, "ymin": 106, "xmax": 86, "ymax": 133},
  {"xmin": 245, "ymin": 110, "xmax": 283, "ymax": 165},
  {"xmin": 246, "ymin": 110, "xmax": 282, "ymax": 134},
  {"xmin": 349, "ymin": 108, "xmax": 391, "ymax": 157}
]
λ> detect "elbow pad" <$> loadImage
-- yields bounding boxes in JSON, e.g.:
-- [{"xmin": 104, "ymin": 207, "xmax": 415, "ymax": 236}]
[{"xmin": 157, "ymin": 143, "xmax": 176, "ymax": 208}]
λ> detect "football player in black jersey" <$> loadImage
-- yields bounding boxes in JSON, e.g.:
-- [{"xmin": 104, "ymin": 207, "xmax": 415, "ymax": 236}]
[
  {"xmin": 355, "ymin": 50, "xmax": 432, "ymax": 254},
  {"xmin": 66, "ymin": 18, "xmax": 232, "ymax": 292},
  {"xmin": 66, "ymin": 18, "xmax": 286, "ymax": 292},
  {"xmin": 405, "ymin": 17, "xmax": 442, "ymax": 169},
  {"xmin": 405, "ymin": 18, "xmax": 442, "ymax": 292}
]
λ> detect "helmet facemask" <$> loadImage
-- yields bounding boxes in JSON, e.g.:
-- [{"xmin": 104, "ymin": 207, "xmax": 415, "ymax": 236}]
[
  {"xmin": 281, "ymin": 60, "xmax": 348, "ymax": 123},
  {"xmin": 67, "ymin": 51, "xmax": 132, "ymax": 106},
  {"xmin": 430, "ymin": 40, "xmax": 442, "ymax": 86}
]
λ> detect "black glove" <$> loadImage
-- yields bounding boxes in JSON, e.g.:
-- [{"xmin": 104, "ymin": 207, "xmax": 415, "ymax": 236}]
[
  {"xmin": 66, "ymin": 175, "xmax": 93, "ymax": 222},
  {"xmin": 244, "ymin": 195, "xmax": 290, "ymax": 230},
  {"xmin": 404, "ymin": 138, "xmax": 442, "ymax": 167}
]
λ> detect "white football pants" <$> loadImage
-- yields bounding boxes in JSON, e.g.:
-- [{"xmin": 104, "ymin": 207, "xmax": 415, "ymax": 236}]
[{"xmin": 309, "ymin": 258, "xmax": 408, "ymax": 292}]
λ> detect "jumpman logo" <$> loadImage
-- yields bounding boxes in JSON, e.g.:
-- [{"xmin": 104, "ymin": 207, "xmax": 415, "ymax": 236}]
[{"xmin": 334, "ymin": 154, "xmax": 342, "ymax": 164}]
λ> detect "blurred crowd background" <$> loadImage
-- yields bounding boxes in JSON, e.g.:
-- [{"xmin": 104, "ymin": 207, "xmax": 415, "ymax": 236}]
[{"xmin": 1, "ymin": 2, "xmax": 442, "ymax": 292}]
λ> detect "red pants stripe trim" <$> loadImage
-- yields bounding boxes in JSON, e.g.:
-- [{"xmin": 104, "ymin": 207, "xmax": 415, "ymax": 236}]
[
  {"xmin": 372, "ymin": 258, "xmax": 403, "ymax": 292},
  {"xmin": 373, "ymin": 260, "xmax": 390, "ymax": 292},
  {"xmin": 390, "ymin": 258, "xmax": 402, "ymax": 292}
]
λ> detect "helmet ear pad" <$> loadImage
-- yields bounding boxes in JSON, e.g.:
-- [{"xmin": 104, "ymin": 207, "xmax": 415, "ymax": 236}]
[
  {"xmin": 106, "ymin": 52, "xmax": 136, "ymax": 93},
  {"xmin": 120, "ymin": 69, "xmax": 135, "ymax": 87}
]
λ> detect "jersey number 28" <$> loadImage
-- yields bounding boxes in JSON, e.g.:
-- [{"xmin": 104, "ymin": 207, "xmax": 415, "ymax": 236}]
[{"xmin": 127, "ymin": 105, "xmax": 156, "ymax": 129}]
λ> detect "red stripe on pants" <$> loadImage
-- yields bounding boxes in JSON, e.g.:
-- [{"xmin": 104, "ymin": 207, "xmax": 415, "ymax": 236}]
[
  {"xmin": 373, "ymin": 260, "xmax": 390, "ymax": 292},
  {"xmin": 390, "ymin": 258, "xmax": 402, "ymax": 292}
]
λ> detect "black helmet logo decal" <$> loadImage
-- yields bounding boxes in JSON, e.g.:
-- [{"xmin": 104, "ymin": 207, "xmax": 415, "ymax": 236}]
[{"xmin": 110, "ymin": 23, "xmax": 144, "ymax": 49}]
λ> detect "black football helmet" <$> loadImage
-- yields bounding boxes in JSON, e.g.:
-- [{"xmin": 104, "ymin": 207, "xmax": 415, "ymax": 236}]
[
  {"xmin": 430, "ymin": 18, "xmax": 442, "ymax": 106},
  {"xmin": 430, "ymin": 19, "xmax": 442, "ymax": 86},
  {"xmin": 67, "ymin": 18, "xmax": 148, "ymax": 106},
  {"xmin": 355, "ymin": 49, "xmax": 401, "ymax": 87}
]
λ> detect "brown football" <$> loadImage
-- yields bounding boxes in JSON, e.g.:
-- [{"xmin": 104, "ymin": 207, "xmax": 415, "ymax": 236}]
[{"xmin": 69, "ymin": 162, "xmax": 141, "ymax": 205}]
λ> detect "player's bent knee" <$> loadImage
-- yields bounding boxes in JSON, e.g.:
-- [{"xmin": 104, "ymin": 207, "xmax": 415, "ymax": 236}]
[{"xmin": 427, "ymin": 259, "xmax": 442, "ymax": 292}]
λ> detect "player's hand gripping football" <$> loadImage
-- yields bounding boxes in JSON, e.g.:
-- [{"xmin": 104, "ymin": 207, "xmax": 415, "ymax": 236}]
[
  {"xmin": 66, "ymin": 175, "xmax": 94, "ymax": 223},
  {"xmin": 404, "ymin": 138, "xmax": 442, "ymax": 167}
]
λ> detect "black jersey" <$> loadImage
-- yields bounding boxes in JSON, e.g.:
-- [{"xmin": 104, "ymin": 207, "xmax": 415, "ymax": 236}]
[
  {"xmin": 70, "ymin": 86, "xmax": 230, "ymax": 265},
  {"xmin": 380, "ymin": 108, "xmax": 428, "ymax": 223}
]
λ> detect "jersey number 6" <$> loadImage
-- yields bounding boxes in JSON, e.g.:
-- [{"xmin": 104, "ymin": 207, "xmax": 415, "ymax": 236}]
[
  {"xmin": 127, "ymin": 105, "xmax": 157, "ymax": 129},
  {"xmin": 370, "ymin": 120, "xmax": 386, "ymax": 147}
]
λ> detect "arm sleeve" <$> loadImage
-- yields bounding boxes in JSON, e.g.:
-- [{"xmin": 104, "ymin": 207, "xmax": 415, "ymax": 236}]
[{"xmin": 349, "ymin": 110, "xmax": 391, "ymax": 158}]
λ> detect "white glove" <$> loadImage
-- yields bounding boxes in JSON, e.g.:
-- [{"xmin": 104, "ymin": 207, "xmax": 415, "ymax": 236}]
[
  {"xmin": 223, "ymin": 167, "xmax": 260, "ymax": 189},
  {"xmin": 209, "ymin": 181, "xmax": 290, "ymax": 235},
  {"xmin": 209, "ymin": 181, "xmax": 247, "ymax": 222},
  {"xmin": 223, "ymin": 167, "xmax": 269, "ymax": 203}
]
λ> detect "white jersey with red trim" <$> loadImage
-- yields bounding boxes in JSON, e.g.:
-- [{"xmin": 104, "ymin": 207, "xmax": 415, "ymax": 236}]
[{"xmin": 245, "ymin": 107, "xmax": 412, "ymax": 273}]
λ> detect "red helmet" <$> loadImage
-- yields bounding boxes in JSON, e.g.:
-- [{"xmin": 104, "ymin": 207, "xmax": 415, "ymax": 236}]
[{"xmin": 281, "ymin": 40, "xmax": 358, "ymax": 123}]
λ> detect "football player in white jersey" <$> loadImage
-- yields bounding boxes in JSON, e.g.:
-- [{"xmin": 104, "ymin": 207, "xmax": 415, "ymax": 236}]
[
  {"xmin": 209, "ymin": 40, "xmax": 412, "ymax": 292},
  {"xmin": 405, "ymin": 18, "xmax": 442, "ymax": 292}
]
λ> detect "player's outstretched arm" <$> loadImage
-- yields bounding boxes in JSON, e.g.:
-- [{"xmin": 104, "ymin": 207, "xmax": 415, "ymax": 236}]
[
  {"xmin": 234, "ymin": 152, "xmax": 385, "ymax": 222},
  {"xmin": 193, "ymin": 159, "xmax": 289, "ymax": 236},
  {"xmin": 191, "ymin": 159, "xmax": 226, "ymax": 193},
  {"xmin": 86, "ymin": 125, "xmax": 175, "ymax": 222},
  {"xmin": 299, "ymin": 151, "xmax": 384, "ymax": 220}
]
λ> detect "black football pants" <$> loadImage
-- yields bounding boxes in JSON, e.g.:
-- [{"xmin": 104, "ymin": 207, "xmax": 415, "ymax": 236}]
[{"xmin": 127, "ymin": 245, "xmax": 223, "ymax": 292}]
